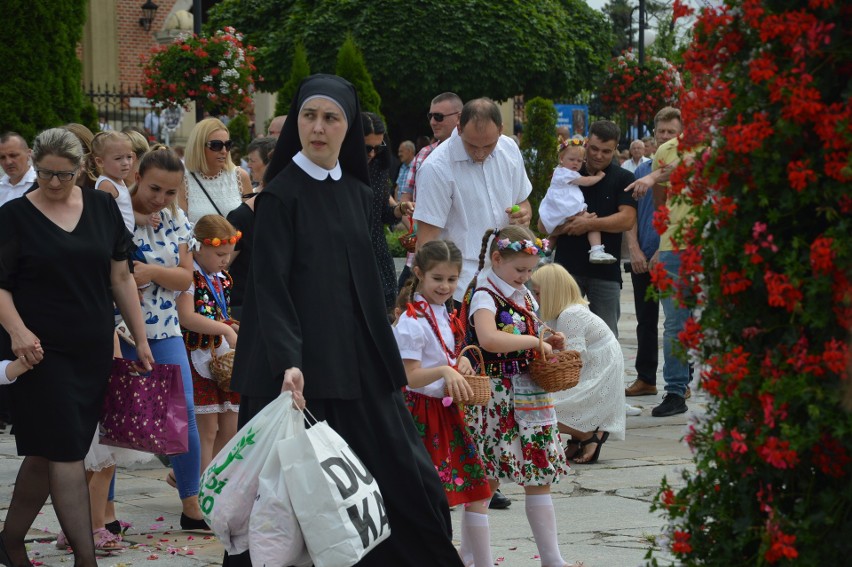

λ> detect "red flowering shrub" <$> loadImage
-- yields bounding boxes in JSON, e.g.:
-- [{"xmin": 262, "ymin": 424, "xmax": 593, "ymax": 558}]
[
  {"xmin": 648, "ymin": 0, "xmax": 852, "ymax": 564},
  {"xmin": 600, "ymin": 49, "xmax": 683, "ymax": 125},
  {"xmin": 141, "ymin": 27, "xmax": 258, "ymax": 115}
]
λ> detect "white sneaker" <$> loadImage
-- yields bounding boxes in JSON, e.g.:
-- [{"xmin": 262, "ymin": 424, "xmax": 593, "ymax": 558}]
[
  {"xmin": 589, "ymin": 249, "xmax": 617, "ymax": 264},
  {"xmin": 625, "ymin": 403, "xmax": 642, "ymax": 416}
]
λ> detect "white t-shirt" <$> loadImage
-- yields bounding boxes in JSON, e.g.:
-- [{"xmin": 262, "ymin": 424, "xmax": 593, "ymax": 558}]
[
  {"xmin": 414, "ymin": 130, "xmax": 532, "ymax": 301},
  {"xmin": 95, "ymin": 175, "xmax": 134, "ymax": 232},
  {"xmin": 538, "ymin": 166, "xmax": 587, "ymax": 234},
  {"xmin": 393, "ymin": 293, "xmax": 458, "ymax": 399}
]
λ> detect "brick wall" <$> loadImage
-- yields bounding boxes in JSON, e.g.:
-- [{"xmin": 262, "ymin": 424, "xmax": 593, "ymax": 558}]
[{"xmin": 116, "ymin": 0, "xmax": 180, "ymax": 88}]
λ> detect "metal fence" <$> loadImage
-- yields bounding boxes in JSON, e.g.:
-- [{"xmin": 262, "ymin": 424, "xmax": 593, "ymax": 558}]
[{"xmin": 84, "ymin": 83, "xmax": 153, "ymax": 133}]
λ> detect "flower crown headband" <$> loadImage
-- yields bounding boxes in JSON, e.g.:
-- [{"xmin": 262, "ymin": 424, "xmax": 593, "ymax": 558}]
[
  {"xmin": 495, "ymin": 235, "xmax": 550, "ymax": 257},
  {"xmin": 557, "ymin": 134, "xmax": 585, "ymax": 153},
  {"xmin": 189, "ymin": 231, "xmax": 242, "ymax": 251}
]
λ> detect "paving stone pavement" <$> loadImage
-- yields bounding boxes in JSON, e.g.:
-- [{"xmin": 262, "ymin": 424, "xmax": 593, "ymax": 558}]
[{"xmin": 0, "ymin": 271, "xmax": 701, "ymax": 566}]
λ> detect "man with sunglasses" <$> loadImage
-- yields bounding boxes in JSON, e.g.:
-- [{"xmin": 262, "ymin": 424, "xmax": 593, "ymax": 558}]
[{"xmin": 395, "ymin": 92, "xmax": 464, "ymax": 291}]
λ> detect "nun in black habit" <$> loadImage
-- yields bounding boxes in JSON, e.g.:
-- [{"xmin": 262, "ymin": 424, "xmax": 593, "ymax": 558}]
[{"xmin": 226, "ymin": 75, "xmax": 464, "ymax": 567}]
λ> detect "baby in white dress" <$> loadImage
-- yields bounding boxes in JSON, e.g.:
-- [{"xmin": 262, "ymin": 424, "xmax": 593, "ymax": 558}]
[{"xmin": 538, "ymin": 137, "xmax": 617, "ymax": 264}]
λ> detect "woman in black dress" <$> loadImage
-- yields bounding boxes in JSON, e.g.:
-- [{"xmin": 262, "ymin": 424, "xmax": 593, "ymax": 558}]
[
  {"xmin": 0, "ymin": 128, "xmax": 153, "ymax": 567},
  {"xmin": 227, "ymin": 75, "xmax": 462, "ymax": 567},
  {"xmin": 361, "ymin": 111, "xmax": 412, "ymax": 315}
]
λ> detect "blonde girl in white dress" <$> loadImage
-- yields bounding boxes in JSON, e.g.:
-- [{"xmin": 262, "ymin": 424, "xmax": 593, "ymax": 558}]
[{"xmin": 529, "ymin": 263, "xmax": 626, "ymax": 465}]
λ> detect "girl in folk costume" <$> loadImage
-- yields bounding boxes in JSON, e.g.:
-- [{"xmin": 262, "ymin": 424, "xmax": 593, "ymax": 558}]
[
  {"xmin": 392, "ymin": 240, "xmax": 493, "ymax": 567},
  {"xmin": 176, "ymin": 214, "xmax": 241, "ymax": 474},
  {"xmin": 461, "ymin": 225, "xmax": 581, "ymax": 567}
]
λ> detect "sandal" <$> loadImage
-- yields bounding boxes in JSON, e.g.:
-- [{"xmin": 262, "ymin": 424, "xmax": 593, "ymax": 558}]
[
  {"xmin": 563, "ymin": 438, "xmax": 582, "ymax": 461},
  {"xmin": 93, "ymin": 527, "xmax": 124, "ymax": 551},
  {"xmin": 573, "ymin": 428, "xmax": 609, "ymax": 465},
  {"xmin": 105, "ymin": 520, "xmax": 132, "ymax": 536}
]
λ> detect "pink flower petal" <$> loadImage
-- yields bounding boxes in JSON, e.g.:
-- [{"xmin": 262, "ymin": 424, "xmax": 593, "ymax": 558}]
[
  {"xmin": 155, "ymin": 516, "xmax": 164, "ymax": 521},
  {"xmin": 442, "ymin": 396, "xmax": 453, "ymax": 407}
]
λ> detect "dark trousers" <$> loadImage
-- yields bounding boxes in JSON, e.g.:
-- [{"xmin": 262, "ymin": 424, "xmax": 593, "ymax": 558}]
[{"xmin": 630, "ymin": 267, "xmax": 660, "ymax": 385}]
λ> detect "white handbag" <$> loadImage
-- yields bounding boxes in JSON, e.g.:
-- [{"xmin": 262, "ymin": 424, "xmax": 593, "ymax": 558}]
[{"xmin": 280, "ymin": 409, "xmax": 391, "ymax": 567}]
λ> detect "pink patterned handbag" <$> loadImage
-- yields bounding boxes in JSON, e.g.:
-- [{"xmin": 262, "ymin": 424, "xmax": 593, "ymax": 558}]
[{"xmin": 100, "ymin": 358, "xmax": 189, "ymax": 455}]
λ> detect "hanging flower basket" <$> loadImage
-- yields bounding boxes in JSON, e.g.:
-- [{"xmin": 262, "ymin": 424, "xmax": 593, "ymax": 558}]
[
  {"xmin": 600, "ymin": 49, "xmax": 682, "ymax": 123},
  {"xmin": 141, "ymin": 26, "xmax": 259, "ymax": 115}
]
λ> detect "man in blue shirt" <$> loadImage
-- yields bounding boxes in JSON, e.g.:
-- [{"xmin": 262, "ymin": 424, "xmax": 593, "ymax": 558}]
[{"xmin": 624, "ymin": 107, "xmax": 684, "ymax": 397}]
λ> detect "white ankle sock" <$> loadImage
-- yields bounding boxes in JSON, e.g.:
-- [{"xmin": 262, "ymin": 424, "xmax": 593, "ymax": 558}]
[
  {"xmin": 590, "ymin": 244, "xmax": 604, "ymax": 252},
  {"xmin": 525, "ymin": 494, "xmax": 565, "ymax": 567},
  {"xmin": 460, "ymin": 510, "xmax": 493, "ymax": 567}
]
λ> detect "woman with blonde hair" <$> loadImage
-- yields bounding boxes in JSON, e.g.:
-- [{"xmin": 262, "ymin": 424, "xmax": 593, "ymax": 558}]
[
  {"xmin": 181, "ymin": 118, "xmax": 251, "ymax": 223},
  {"xmin": 529, "ymin": 263, "xmax": 626, "ymax": 464}
]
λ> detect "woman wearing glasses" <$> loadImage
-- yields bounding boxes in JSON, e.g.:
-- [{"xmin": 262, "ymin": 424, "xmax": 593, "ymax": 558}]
[
  {"xmin": 0, "ymin": 128, "xmax": 153, "ymax": 567},
  {"xmin": 362, "ymin": 111, "xmax": 412, "ymax": 316},
  {"xmin": 180, "ymin": 118, "xmax": 252, "ymax": 223}
]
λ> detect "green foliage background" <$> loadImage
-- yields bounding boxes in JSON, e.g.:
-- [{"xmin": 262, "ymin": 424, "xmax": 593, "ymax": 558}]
[
  {"xmin": 274, "ymin": 41, "xmax": 311, "ymax": 117},
  {"xmin": 335, "ymin": 35, "xmax": 382, "ymax": 115},
  {"xmin": 520, "ymin": 97, "xmax": 558, "ymax": 232},
  {"xmin": 0, "ymin": 1, "xmax": 87, "ymax": 142},
  {"xmin": 208, "ymin": 0, "xmax": 611, "ymax": 140}
]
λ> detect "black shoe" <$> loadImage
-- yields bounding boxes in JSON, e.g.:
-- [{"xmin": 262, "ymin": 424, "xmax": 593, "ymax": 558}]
[
  {"xmin": 488, "ymin": 490, "xmax": 511, "ymax": 510},
  {"xmin": 652, "ymin": 393, "xmax": 688, "ymax": 417},
  {"xmin": 180, "ymin": 513, "xmax": 211, "ymax": 531}
]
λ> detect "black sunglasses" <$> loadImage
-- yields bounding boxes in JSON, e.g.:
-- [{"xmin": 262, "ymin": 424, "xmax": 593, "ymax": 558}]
[
  {"xmin": 206, "ymin": 140, "xmax": 234, "ymax": 152},
  {"xmin": 427, "ymin": 111, "xmax": 460, "ymax": 123},
  {"xmin": 365, "ymin": 142, "xmax": 387, "ymax": 154}
]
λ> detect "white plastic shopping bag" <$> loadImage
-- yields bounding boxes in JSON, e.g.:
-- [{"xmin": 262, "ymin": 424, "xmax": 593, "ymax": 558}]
[
  {"xmin": 199, "ymin": 392, "xmax": 303, "ymax": 555},
  {"xmin": 248, "ymin": 439, "xmax": 311, "ymax": 567},
  {"xmin": 280, "ymin": 409, "xmax": 391, "ymax": 567}
]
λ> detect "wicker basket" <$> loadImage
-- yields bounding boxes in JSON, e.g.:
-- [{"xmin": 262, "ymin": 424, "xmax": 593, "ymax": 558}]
[
  {"xmin": 445, "ymin": 345, "xmax": 491, "ymax": 406},
  {"xmin": 397, "ymin": 217, "xmax": 417, "ymax": 253},
  {"xmin": 210, "ymin": 347, "xmax": 235, "ymax": 392},
  {"xmin": 529, "ymin": 328, "xmax": 582, "ymax": 393}
]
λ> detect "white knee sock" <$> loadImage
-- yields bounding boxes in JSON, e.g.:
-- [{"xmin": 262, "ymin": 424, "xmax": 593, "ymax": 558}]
[
  {"xmin": 525, "ymin": 494, "xmax": 565, "ymax": 567},
  {"xmin": 460, "ymin": 510, "xmax": 493, "ymax": 567}
]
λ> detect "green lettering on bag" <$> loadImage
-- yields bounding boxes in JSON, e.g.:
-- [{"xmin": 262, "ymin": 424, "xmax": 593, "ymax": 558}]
[{"xmin": 211, "ymin": 427, "xmax": 258, "ymax": 475}]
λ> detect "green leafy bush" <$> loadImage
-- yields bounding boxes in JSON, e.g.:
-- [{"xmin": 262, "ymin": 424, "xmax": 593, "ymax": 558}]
[{"xmin": 520, "ymin": 97, "xmax": 557, "ymax": 231}]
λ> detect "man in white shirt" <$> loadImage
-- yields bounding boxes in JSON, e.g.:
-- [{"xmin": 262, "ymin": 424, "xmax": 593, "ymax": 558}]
[
  {"xmin": 414, "ymin": 98, "xmax": 533, "ymax": 303},
  {"xmin": 0, "ymin": 132, "xmax": 36, "ymax": 207},
  {"xmin": 621, "ymin": 139, "xmax": 650, "ymax": 174}
]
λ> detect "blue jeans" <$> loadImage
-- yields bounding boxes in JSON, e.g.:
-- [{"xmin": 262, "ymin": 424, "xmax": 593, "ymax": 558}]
[
  {"xmin": 573, "ymin": 276, "xmax": 622, "ymax": 338},
  {"xmin": 659, "ymin": 251, "xmax": 690, "ymax": 397},
  {"xmin": 121, "ymin": 336, "xmax": 201, "ymax": 499}
]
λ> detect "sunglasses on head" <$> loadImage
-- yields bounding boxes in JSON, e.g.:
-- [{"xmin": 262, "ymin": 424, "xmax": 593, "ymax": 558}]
[
  {"xmin": 365, "ymin": 142, "xmax": 387, "ymax": 154},
  {"xmin": 206, "ymin": 140, "xmax": 234, "ymax": 152},
  {"xmin": 427, "ymin": 111, "xmax": 460, "ymax": 123}
]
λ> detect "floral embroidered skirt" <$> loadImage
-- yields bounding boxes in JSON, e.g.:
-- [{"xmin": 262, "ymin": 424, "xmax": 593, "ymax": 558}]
[
  {"xmin": 404, "ymin": 389, "xmax": 492, "ymax": 506},
  {"xmin": 189, "ymin": 358, "xmax": 240, "ymax": 414},
  {"xmin": 465, "ymin": 373, "xmax": 569, "ymax": 486}
]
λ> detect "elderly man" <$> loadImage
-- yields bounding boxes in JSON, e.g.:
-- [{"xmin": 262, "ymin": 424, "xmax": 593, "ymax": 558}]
[
  {"xmin": 414, "ymin": 98, "xmax": 532, "ymax": 303},
  {"xmin": 395, "ymin": 140, "xmax": 416, "ymax": 201},
  {"xmin": 0, "ymin": 132, "xmax": 36, "ymax": 207},
  {"xmin": 621, "ymin": 139, "xmax": 649, "ymax": 174},
  {"xmin": 542, "ymin": 120, "xmax": 637, "ymax": 337},
  {"xmin": 624, "ymin": 107, "xmax": 685, "ymax": 399},
  {"xmin": 267, "ymin": 115, "xmax": 287, "ymax": 137}
]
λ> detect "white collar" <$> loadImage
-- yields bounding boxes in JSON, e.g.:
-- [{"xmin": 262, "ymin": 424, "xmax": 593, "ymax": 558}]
[
  {"xmin": 293, "ymin": 151, "xmax": 342, "ymax": 181},
  {"xmin": 484, "ymin": 267, "xmax": 528, "ymax": 301},
  {"xmin": 1, "ymin": 166, "xmax": 36, "ymax": 187}
]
